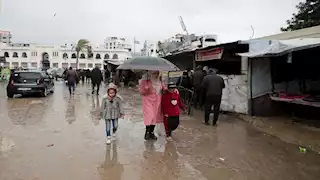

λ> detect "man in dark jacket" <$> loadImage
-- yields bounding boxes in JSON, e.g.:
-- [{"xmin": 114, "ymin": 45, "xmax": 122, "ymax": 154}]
[
  {"xmin": 192, "ymin": 65, "xmax": 205, "ymax": 108},
  {"xmin": 201, "ymin": 68, "xmax": 225, "ymax": 126},
  {"xmin": 91, "ymin": 66, "xmax": 103, "ymax": 95},
  {"xmin": 66, "ymin": 67, "xmax": 78, "ymax": 95}
]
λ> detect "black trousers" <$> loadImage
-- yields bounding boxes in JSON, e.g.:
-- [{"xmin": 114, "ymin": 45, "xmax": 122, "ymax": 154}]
[
  {"xmin": 166, "ymin": 116, "xmax": 180, "ymax": 136},
  {"xmin": 204, "ymin": 95, "xmax": 222, "ymax": 125},
  {"xmin": 146, "ymin": 125, "xmax": 155, "ymax": 133},
  {"xmin": 193, "ymin": 87, "xmax": 203, "ymax": 108},
  {"xmin": 92, "ymin": 82, "xmax": 101, "ymax": 94}
]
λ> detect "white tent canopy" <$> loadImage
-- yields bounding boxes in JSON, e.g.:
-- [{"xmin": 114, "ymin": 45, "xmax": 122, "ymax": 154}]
[{"xmin": 238, "ymin": 38, "xmax": 320, "ymax": 58}]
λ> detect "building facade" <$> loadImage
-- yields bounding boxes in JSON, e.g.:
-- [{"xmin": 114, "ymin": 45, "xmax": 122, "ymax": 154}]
[
  {"xmin": 0, "ymin": 41, "xmax": 132, "ymax": 69},
  {"xmin": 0, "ymin": 30, "xmax": 12, "ymax": 44},
  {"xmin": 104, "ymin": 37, "xmax": 132, "ymax": 51}
]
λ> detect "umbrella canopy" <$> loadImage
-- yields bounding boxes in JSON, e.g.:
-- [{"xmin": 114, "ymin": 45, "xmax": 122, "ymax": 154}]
[{"xmin": 117, "ymin": 56, "xmax": 180, "ymax": 71}]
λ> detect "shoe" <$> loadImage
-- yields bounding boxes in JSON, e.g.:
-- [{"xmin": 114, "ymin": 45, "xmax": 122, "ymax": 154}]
[
  {"xmin": 144, "ymin": 131, "xmax": 150, "ymax": 140},
  {"xmin": 106, "ymin": 136, "xmax": 111, "ymax": 144},
  {"xmin": 166, "ymin": 136, "xmax": 173, "ymax": 141},
  {"xmin": 149, "ymin": 133, "xmax": 157, "ymax": 140},
  {"xmin": 112, "ymin": 132, "xmax": 116, "ymax": 138},
  {"xmin": 203, "ymin": 121, "xmax": 210, "ymax": 125}
]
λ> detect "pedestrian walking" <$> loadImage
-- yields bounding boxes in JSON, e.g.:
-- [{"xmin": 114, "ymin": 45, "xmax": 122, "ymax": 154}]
[
  {"xmin": 91, "ymin": 66, "xmax": 103, "ymax": 95},
  {"xmin": 161, "ymin": 82, "xmax": 185, "ymax": 141},
  {"xmin": 138, "ymin": 71, "xmax": 167, "ymax": 141},
  {"xmin": 201, "ymin": 68, "xmax": 225, "ymax": 126},
  {"xmin": 192, "ymin": 65, "xmax": 205, "ymax": 109},
  {"xmin": 66, "ymin": 67, "xmax": 78, "ymax": 95},
  {"xmin": 100, "ymin": 83, "xmax": 125, "ymax": 144}
]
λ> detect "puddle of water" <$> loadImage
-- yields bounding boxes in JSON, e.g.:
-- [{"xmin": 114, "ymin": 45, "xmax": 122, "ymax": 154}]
[{"xmin": 0, "ymin": 136, "xmax": 15, "ymax": 152}]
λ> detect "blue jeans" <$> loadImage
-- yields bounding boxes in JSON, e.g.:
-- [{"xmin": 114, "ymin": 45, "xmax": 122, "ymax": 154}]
[{"xmin": 105, "ymin": 119, "xmax": 118, "ymax": 136}]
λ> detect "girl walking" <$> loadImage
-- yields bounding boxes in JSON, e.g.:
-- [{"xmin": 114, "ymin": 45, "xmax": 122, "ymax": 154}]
[{"xmin": 100, "ymin": 83, "xmax": 125, "ymax": 144}]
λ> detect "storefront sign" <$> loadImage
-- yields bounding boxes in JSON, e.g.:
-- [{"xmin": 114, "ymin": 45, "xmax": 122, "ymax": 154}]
[{"xmin": 195, "ymin": 47, "xmax": 224, "ymax": 61}]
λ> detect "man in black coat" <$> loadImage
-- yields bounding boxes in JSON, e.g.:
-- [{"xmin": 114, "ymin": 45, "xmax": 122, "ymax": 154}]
[
  {"xmin": 192, "ymin": 65, "xmax": 205, "ymax": 108},
  {"xmin": 201, "ymin": 68, "xmax": 225, "ymax": 126},
  {"xmin": 91, "ymin": 66, "xmax": 103, "ymax": 95}
]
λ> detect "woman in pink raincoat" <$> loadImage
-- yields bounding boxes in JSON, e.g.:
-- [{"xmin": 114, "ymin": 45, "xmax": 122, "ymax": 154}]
[{"xmin": 138, "ymin": 71, "xmax": 167, "ymax": 140}]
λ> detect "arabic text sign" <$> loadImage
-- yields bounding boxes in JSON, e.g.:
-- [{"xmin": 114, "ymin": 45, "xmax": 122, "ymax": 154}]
[{"xmin": 196, "ymin": 47, "xmax": 224, "ymax": 61}]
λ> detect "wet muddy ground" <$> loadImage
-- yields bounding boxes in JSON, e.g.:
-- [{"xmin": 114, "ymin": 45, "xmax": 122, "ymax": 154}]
[{"xmin": 0, "ymin": 82, "xmax": 320, "ymax": 180}]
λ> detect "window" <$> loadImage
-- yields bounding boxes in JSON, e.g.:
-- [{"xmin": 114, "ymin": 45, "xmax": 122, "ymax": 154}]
[
  {"xmin": 79, "ymin": 63, "xmax": 86, "ymax": 68},
  {"xmin": 95, "ymin": 54, "xmax": 101, "ymax": 59},
  {"xmin": 62, "ymin": 63, "xmax": 68, "ymax": 68},
  {"xmin": 71, "ymin": 63, "xmax": 77, "ymax": 68},
  {"xmin": 104, "ymin": 54, "xmax": 110, "ymax": 59},
  {"xmin": 21, "ymin": 62, "xmax": 28, "ymax": 68},
  {"xmin": 63, "ymin": 53, "xmax": 68, "ymax": 59},
  {"xmin": 31, "ymin": 52, "xmax": 37, "ymax": 56},
  {"xmin": 22, "ymin": 52, "xmax": 27, "ymax": 58},
  {"xmin": 4, "ymin": 52, "xmax": 9, "ymax": 57},
  {"xmin": 13, "ymin": 52, "xmax": 18, "ymax": 58},
  {"xmin": 12, "ymin": 72, "xmax": 41, "ymax": 83},
  {"xmin": 80, "ymin": 53, "xmax": 85, "ymax": 59},
  {"xmin": 12, "ymin": 62, "xmax": 19, "ymax": 68},
  {"xmin": 31, "ymin": 62, "xmax": 37, "ymax": 67},
  {"xmin": 4, "ymin": 62, "xmax": 10, "ymax": 67},
  {"xmin": 88, "ymin": 63, "xmax": 93, "ymax": 68},
  {"xmin": 205, "ymin": 38, "xmax": 216, "ymax": 42},
  {"xmin": 112, "ymin": 54, "xmax": 118, "ymax": 59},
  {"xmin": 52, "ymin": 63, "xmax": 58, "ymax": 68},
  {"xmin": 95, "ymin": 63, "xmax": 102, "ymax": 68},
  {"xmin": 53, "ymin": 52, "xmax": 59, "ymax": 57},
  {"xmin": 71, "ymin": 53, "xmax": 76, "ymax": 59}
]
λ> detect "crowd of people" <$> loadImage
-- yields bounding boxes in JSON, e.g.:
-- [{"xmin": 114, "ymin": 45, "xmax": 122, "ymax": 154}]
[
  {"xmin": 99, "ymin": 67, "xmax": 225, "ymax": 145},
  {"xmin": 175, "ymin": 65, "xmax": 225, "ymax": 125}
]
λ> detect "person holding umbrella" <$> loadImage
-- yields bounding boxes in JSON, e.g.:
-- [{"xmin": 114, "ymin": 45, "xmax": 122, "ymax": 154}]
[
  {"xmin": 117, "ymin": 56, "xmax": 181, "ymax": 140},
  {"xmin": 138, "ymin": 71, "xmax": 166, "ymax": 140}
]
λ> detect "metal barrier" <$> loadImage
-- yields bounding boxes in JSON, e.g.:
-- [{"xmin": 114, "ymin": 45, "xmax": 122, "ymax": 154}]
[{"xmin": 177, "ymin": 86, "xmax": 194, "ymax": 115}]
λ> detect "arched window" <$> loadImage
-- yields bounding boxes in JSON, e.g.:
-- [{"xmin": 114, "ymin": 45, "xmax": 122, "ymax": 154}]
[
  {"xmin": 4, "ymin": 52, "xmax": 9, "ymax": 57},
  {"xmin": 95, "ymin": 54, "xmax": 101, "ymax": 59},
  {"xmin": 112, "ymin": 54, "xmax": 118, "ymax": 59},
  {"xmin": 13, "ymin": 52, "xmax": 18, "ymax": 58},
  {"xmin": 63, "ymin": 53, "xmax": 68, "ymax": 59},
  {"xmin": 80, "ymin": 53, "xmax": 85, "ymax": 59},
  {"xmin": 104, "ymin": 54, "xmax": 110, "ymax": 59},
  {"xmin": 22, "ymin": 52, "xmax": 27, "ymax": 58},
  {"xmin": 71, "ymin": 53, "xmax": 76, "ymax": 58}
]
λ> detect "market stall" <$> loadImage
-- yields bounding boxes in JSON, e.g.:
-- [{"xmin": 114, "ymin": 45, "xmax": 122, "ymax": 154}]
[{"xmin": 239, "ymin": 38, "xmax": 320, "ymax": 118}]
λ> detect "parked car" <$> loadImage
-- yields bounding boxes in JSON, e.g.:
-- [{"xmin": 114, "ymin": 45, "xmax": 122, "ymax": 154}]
[{"xmin": 6, "ymin": 70, "xmax": 55, "ymax": 98}]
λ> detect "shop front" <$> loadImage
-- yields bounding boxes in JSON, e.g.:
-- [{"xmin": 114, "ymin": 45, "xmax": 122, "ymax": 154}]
[{"xmin": 240, "ymin": 38, "xmax": 320, "ymax": 120}]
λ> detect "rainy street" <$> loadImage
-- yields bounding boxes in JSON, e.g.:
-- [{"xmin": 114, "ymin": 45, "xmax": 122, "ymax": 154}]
[{"xmin": 0, "ymin": 82, "xmax": 320, "ymax": 180}]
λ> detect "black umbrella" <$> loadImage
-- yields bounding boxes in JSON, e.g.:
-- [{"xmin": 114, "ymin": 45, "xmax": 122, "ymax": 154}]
[{"xmin": 117, "ymin": 56, "xmax": 179, "ymax": 71}]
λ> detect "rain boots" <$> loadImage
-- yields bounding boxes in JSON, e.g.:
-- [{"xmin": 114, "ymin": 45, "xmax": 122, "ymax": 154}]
[{"xmin": 144, "ymin": 125, "xmax": 157, "ymax": 140}]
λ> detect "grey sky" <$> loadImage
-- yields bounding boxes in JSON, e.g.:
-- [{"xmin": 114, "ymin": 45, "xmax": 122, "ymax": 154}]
[{"xmin": 0, "ymin": 0, "xmax": 302, "ymax": 46}]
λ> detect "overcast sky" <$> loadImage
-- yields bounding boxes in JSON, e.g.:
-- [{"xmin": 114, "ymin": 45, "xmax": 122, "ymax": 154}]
[{"xmin": 0, "ymin": 0, "xmax": 302, "ymax": 48}]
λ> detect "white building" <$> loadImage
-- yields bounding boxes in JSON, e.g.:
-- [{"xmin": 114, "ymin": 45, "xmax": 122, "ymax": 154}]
[
  {"xmin": 140, "ymin": 40, "xmax": 157, "ymax": 57},
  {"xmin": 104, "ymin": 37, "xmax": 132, "ymax": 51},
  {"xmin": 0, "ymin": 30, "xmax": 12, "ymax": 44},
  {"xmin": 0, "ymin": 40, "xmax": 132, "ymax": 69}
]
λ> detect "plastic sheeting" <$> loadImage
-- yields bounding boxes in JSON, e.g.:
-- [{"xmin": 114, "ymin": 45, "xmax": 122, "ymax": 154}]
[{"xmin": 239, "ymin": 38, "xmax": 320, "ymax": 58}]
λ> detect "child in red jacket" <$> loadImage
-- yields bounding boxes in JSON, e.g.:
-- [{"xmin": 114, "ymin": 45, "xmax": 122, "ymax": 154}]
[{"xmin": 161, "ymin": 82, "xmax": 185, "ymax": 141}]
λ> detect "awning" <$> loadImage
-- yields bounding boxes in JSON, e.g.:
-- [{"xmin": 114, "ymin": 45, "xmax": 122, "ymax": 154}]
[{"xmin": 238, "ymin": 38, "xmax": 320, "ymax": 58}]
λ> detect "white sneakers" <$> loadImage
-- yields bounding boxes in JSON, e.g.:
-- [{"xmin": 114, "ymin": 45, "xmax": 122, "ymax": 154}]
[
  {"xmin": 106, "ymin": 136, "xmax": 111, "ymax": 144},
  {"xmin": 106, "ymin": 133, "xmax": 116, "ymax": 145}
]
